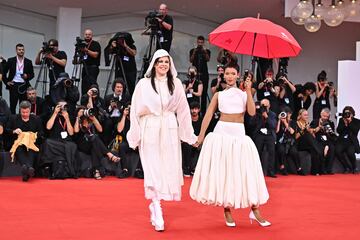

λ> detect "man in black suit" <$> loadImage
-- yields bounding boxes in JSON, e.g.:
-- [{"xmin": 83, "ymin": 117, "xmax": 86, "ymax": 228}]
[{"xmin": 3, "ymin": 43, "xmax": 34, "ymax": 114}]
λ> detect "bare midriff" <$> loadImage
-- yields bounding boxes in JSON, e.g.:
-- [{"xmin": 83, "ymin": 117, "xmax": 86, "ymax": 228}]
[{"xmin": 219, "ymin": 112, "xmax": 244, "ymax": 123}]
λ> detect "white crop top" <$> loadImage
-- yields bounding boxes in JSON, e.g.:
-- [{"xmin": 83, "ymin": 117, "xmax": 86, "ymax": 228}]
[{"xmin": 218, "ymin": 87, "xmax": 248, "ymax": 114}]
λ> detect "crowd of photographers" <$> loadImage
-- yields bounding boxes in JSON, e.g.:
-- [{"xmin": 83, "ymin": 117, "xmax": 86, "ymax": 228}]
[{"xmin": 0, "ymin": 3, "xmax": 359, "ymax": 182}]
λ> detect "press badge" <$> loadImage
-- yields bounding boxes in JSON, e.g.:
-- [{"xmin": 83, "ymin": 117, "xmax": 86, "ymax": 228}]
[
  {"xmin": 284, "ymin": 98, "xmax": 290, "ymax": 104},
  {"xmin": 187, "ymin": 93, "xmax": 193, "ymax": 98},
  {"xmin": 61, "ymin": 131, "xmax": 68, "ymax": 139},
  {"xmin": 260, "ymin": 128, "xmax": 268, "ymax": 135},
  {"xmin": 321, "ymin": 100, "xmax": 326, "ymax": 105},
  {"xmin": 123, "ymin": 56, "xmax": 130, "ymax": 62},
  {"xmin": 264, "ymin": 91, "xmax": 270, "ymax": 97},
  {"xmin": 321, "ymin": 135, "xmax": 327, "ymax": 141},
  {"xmin": 160, "ymin": 36, "xmax": 164, "ymax": 43},
  {"xmin": 83, "ymin": 54, "xmax": 88, "ymax": 60},
  {"xmin": 344, "ymin": 134, "xmax": 348, "ymax": 139}
]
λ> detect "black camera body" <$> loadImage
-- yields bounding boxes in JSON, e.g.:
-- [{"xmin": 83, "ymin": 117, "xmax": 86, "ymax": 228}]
[
  {"xmin": 42, "ymin": 41, "xmax": 54, "ymax": 54},
  {"xmin": 75, "ymin": 37, "xmax": 87, "ymax": 49},
  {"xmin": 257, "ymin": 105, "xmax": 268, "ymax": 114},
  {"xmin": 145, "ymin": 10, "xmax": 162, "ymax": 28},
  {"xmin": 243, "ymin": 70, "xmax": 249, "ymax": 80},
  {"xmin": 219, "ymin": 73, "xmax": 226, "ymax": 84}
]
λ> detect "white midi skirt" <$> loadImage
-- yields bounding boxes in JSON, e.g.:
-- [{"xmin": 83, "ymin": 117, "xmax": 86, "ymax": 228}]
[{"xmin": 190, "ymin": 121, "xmax": 269, "ymax": 209}]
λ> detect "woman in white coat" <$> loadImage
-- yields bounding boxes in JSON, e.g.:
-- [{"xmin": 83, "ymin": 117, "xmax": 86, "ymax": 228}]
[{"xmin": 127, "ymin": 49, "xmax": 198, "ymax": 232}]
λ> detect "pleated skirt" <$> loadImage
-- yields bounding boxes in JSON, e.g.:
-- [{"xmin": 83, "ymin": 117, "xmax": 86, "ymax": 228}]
[{"xmin": 190, "ymin": 121, "xmax": 269, "ymax": 209}]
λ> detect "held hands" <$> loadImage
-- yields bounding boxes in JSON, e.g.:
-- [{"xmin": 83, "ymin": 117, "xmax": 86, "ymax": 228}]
[
  {"xmin": 193, "ymin": 134, "xmax": 205, "ymax": 148},
  {"xmin": 13, "ymin": 128, "xmax": 22, "ymax": 135}
]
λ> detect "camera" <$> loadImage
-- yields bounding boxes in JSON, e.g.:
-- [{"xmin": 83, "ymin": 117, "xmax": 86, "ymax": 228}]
[
  {"xmin": 321, "ymin": 120, "xmax": 336, "ymax": 136},
  {"xmin": 57, "ymin": 102, "xmax": 68, "ymax": 115},
  {"xmin": 341, "ymin": 111, "xmax": 351, "ymax": 119},
  {"xmin": 257, "ymin": 105, "xmax": 268, "ymax": 114},
  {"xmin": 188, "ymin": 71, "xmax": 196, "ymax": 79},
  {"xmin": 83, "ymin": 108, "xmax": 95, "ymax": 117},
  {"xmin": 42, "ymin": 41, "xmax": 54, "ymax": 54},
  {"xmin": 279, "ymin": 111, "xmax": 287, "ymax": 119},
  {"xmin": 75, "ymin": 37, "xmax": 87, "ymax": 49},
  {"xmin": 219, "ymin": 73, "xmax": 225, "ymax": 84},
  {"xmin": 145, "ymin": 10, "xmax": 162, "ymax": 28},
  {"xmin": 243, "ymin": 70, "xmax": 249, "ymax": 80},
  {"xmin": 63, "ymin": 78, "xmax": 74, "ymax": 87},
  {"xmin": 91, "ymin": 89, "xmax": 98, "ymax": 96}
]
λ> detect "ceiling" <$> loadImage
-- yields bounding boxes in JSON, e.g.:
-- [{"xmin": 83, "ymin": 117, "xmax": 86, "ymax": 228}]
[{"xmin": 0, "ymin": 0, "xmax": 285, "ymax": 22}]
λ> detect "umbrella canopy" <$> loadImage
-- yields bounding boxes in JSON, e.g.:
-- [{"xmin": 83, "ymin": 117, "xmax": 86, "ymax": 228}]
[{"xmin": 209, "ymin": 17, "xmax": 302, "ymax": 59}]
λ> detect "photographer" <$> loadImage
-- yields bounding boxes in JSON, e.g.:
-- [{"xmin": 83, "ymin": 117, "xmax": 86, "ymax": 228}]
[
  {"xmin": 294, "ymin": 109, "xmax": 323, "ymax": 175},
  {"xmin": 74, "ymin": 107, "xmax": 120, "ymax": 180},
  {"xmin": 189, "ymin": 36, "xmax": 210, "ymax": 115},
  {"xmin": 3, "ymin": 43, "xmax": 34, "ymax": 114},
  {"xmin": 78, "ymin": 29, "xmax": 101, "ymax": 95},
  {"xmin": 292, "ymin": 82, "xmax": 316, "ymax": 120},
  {"xmin": 210, "ymin": 65, "xmax": 226, "ymax": 94},
  {"xmin": 35, "ymin": 39, "xmax": 67, "ymax": 90},
  {"xmin": 40, "ymin": 100, "xmax": 78, "ymax": 179},
  {"xmin": 155, "ymin": 3, "xmax": 173, "ymax": 52},
  {"xmin": 26, "ymin": 87, "xmax": 49, "ymax": 123},
  {"xmin": 310, "ymin": 108, "xmax": 336, "ymax": 174},
  {"xmin": 335, "ymin": 106, "xmax": 360, "ymax": 174},
  {"xmin": 104, "ymin": 32, "xmax": 137, "ymax": 95},
  {"xmin": 276, "ymin": 74, "xmax": 296, "ymax": 112},
  {"xmin": 253, "ymin": 99, "xmax": 277, "ymax": 177},
  {"xmin": 51, "ymin": 72, "xmax": 80, "ymax": 116},
  {"xmin": 217, "ymin": 48, "xmax": 238, "ymax": 65},
  {"xmin": 239, "ymin": 70, "xmax": 256, "ymax": 97},
  {"xmin": 257, "ymin": 68, "xmax": 280, "ymax": 114},
  {"xmin": 80, "ymin": 85, "xmax": 107, "ymax": 121},
  {"xmin": 313, "ymin": 71, "xmax": 337, "ymax": 120},
  {"xmin": 183, "ymin": 66, "xmax": 203, "ymax": 106},
  {"xmin": 0, "ymin": 97, "xmax": 11, "ymax": 150}
]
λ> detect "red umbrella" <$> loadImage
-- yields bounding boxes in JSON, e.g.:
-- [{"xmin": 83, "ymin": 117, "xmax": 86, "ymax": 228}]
[{"xmin": 209, "ymin": 17, "xmax": 302, "ymax": 59}]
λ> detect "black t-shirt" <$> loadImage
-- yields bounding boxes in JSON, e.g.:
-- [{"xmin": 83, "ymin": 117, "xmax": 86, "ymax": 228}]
[
  {"xmin": 210, "ymin": 78, "xmax": 225, "ymax": 92},
  {"xmin": 189, "ymin": 48, "xmax": 211, "ymax": 77},
  {"xmin": 48, "ymin": 116, "xmax": 74, "ymax": 140},
  {"xmin": 277, "ymin": 120, "xmax": 296, "ymax": 143},
  {"xmin": 84, "ymin": 40, "xmax": 101, "ymax": 66},
  {"xmin": 183, "ymin": 79, "xmax": 203, "ymax": 104},
  {"xmin": 278, "ymin": 84, "xmax": 294, "ymax": 112},
  {"xmin": 159, "ymin": 15, "xmax": 173, "ymax": 43},
  {"xmin": 192, "ymin": 116, "xmax": 202, "ymax": 136},
  {"xmin": 47, "ymin": 50, "xmax": 67, "ymax": 80},
  {"xmin": 115, "ymin": 44, "xmax": 137, "ymax": 73}
]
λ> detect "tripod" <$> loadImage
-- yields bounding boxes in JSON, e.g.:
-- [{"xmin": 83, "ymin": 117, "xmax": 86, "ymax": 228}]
[
  {"xmin": 34, "ymin": 56, "xmax": 55, "ymax": 98},
  {"xmin": 138, "ymin": 26, "xmax": 162, "ymax": 81},
  {"xmin": 104, "ymin": 53, "xmax": 129, "ymax": 97},
  {"xmin": 71, "ymin": 51, "xmax": 88, "ymax": 88}
]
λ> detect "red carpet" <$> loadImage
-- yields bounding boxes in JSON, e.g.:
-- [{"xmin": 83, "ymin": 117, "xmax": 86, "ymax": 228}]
[{"xmin": 1, "ymin": 175, "xmax": 360, "ymax": 240}]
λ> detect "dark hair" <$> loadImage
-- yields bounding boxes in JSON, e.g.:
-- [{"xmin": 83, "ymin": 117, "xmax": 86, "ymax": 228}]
[
  {"xmin": 317, "ymin": 70, "xmax": 327, "ymax": 81},
  {"xmin": 265, "ymin": 68, "xmax": 274, "ymax": 75},
  {"xmin": 197, "ymin": 36, "xmax": 205, "ymax": 41},
  {"xmin": 112, "ymin": 78, "xmax": 125, "ymax": 92},
  {"xmin": 150, "ymin": 56, "xmax": 175, "ymax": 95},
  {"xmin": 190, "ymin": 101, "xmax": 200, "ymax": 109},
  {"xmin": 303, "ymin": 82, "xmax": 316, "ymax": 93},
  {"xmin": 48, "ymin": 39, "xmax": 59, "ymax": 47},
  {"xmin": 16, "ymin": 43, "xmax": 24, "ymax": 49},
  {"xmin": 216, "ymin": 65, "xmax": 224, "ymax": 71},
  {"xmin": 281, "ymin": 106, "xmax": 293, "ymax": 114},
  {"xmin": 343, "ymin": 106, "xmax": 355, "ymax": 116},
  {"xmin": 224, "ymin": 62, "xmax": 240, "ymax": 73}
]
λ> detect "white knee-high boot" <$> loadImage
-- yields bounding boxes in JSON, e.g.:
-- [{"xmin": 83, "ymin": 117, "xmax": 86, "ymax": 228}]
[{"xmin": 151, "ymin": 199, "xmax": 164, "ymax": 231}]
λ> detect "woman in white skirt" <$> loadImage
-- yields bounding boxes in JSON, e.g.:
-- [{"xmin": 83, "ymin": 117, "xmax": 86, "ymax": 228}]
[
  {"xmin": 127, "ymin": 49, "xmax": 197, "ymax": 231},
  {"xmin": 190, "ymin": 63, "xmax": 271, "ymax": 227}
]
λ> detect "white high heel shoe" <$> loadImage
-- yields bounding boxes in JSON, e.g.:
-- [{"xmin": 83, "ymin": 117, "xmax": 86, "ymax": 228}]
[
  {"xmin": 153, "ymin": 201, "xmax": 165, "ymax": 232},
  {"xmin": 224, "ymin": 213, "xmax": 236, "ymax": 227},
  {"xmin": 149, "ymin": 203, "xmax": 156, "ymax": 226},
  {"xmin": 249, "ymin": 210, "xmax": 271, "ymax": 227}
]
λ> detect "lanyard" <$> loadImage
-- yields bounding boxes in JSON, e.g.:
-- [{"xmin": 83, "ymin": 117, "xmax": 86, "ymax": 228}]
[
  {"xmin": 32, "ymin": 103, "xmax": 37, "ymax": 115},
  {"xmin": 58, "ymin": 118, "xmax": 67, "ymax": 131},
  {"xmin": 17, "ymin": 57, "xmax": 24, "ymax": 72},
  {"xmin": 87, "ymin": 40, "xmax": 93, "ymax": 49}
]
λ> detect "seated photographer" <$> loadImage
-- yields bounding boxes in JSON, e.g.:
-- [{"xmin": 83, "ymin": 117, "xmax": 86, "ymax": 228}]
[
  {"xmin": 182, "ymin": 101, "xmax": 202, "ymax": 177},
  {"xmin": 276, "ymin": 74, "xmax": 296, "ymax": 112},
  {"xmin": 276, "ymin": 107, "xmax": 302, "ymax": 175},
  {"xmin": 35, "ymin": 39, "xmax": 67, "ymax": 90},
  {"xmin": 104, "ymin": 32, "xmax": 137, "ymax": 95},
  {"xmin": 26, "ymin": 87, "xmax": 49, "ymax": 123},
  {"xmin": 104, "ymin": 78, "xmax": 130, "ymax": 118},
  {"xmin": 39, "ymin": 100, "xmax": 78, "ymax": 179},
  {"xmin": 253, "ymin": 99, "xmax": 277, "ymax": 177},
  {"xmin": 74, "ymin": 107, "xmax": 120, "ymax": 180},
  {"xmin": 239, "ymin": 70, "xmax": 256, "ymax": 97},
  {"xmin": 183, "ymin": 66, "xmax": 203, "ymax": 106},
  {"xmin": 256, "ymin": 68, "xmax": 280, "ymax": 114},
  {"xmin": 294, "ymin": 109, "xmax": 323, "ymax": 175},
  {"xmin": 51, "ymin": 72, "xmax": 80, "ymax": 116},
  {"xmin": 81, "ymin": 85, "xmax": 107, "ymax": 119},
  {"xmin": 292, "ymin": 82, "xmax": 316, "ymax": 120},
  {"xmin": 313, "ymin": 71, "xmax": 337, "ymax": 120},
  {"xmin": 210, "ymin": 65, "xmax": 226, "ymax": 94},
  {"xmin": 5, "ymin": 101, "xmax": 43, "ymax": 182},
  {"xmin": 0, "ymin": 97, "xmax": 11, "ymax": 150},
  {"xmin": 310, "ymin": 108, "xmax": 336, "ymax": 174},
  {"xmin": 335, "ymin": 106, "xmax": 360, "ymax": 174}
]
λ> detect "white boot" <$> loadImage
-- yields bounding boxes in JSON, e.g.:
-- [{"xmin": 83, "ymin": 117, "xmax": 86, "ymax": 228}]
[
  {"xmin": 152, "ymin": 200, "xmax": 164, "ymax": 231},
  {"xmin": 149, "ymin": 202, "xmax": 156, "ymax": 226}
]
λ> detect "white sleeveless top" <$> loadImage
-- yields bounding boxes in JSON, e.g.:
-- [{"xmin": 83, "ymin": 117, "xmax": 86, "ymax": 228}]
[{"xmin": 218, "ymin": 87, "xmax": 248, "ymax": 114}]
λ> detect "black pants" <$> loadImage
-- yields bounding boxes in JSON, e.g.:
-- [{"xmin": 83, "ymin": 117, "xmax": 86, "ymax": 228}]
[
  {"xmin": 181, "ymin": 142, "xmax": 200, "ymax": 173},
  {"xmin": 157, "ymin": 40, "xmax": 172, "ymax": 53},
  {"xmin": 9, "ymin": 83, "xmax": 28, "ymax": 114},
  {"xmin": 254, "ymin": 134, "xmax": 276, "ymax": 175},
  {"xmin": 79, "ymin": 135, "xmax": 109, "ymax": 170},
  {"xmin": 200, "ymin": 75, "xmax": 209, "ymax": 116},
  {"xmin": 318, "ymin": 141, "xmax": 335, "ymax": 173},
  {"xmin": 335, "ymin": 141, "xmax": 357, "ymax": 171},
  {"xmin": 81, "ymin": 65, "xmax": 99, "ymax": 95},
  {"xmin": 276, "ymin": 143, "xmax": 300, "ymax": 170},
  {"xmin": 15, "ymin": 146, "xmax": 36, "ymax": 168}
]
